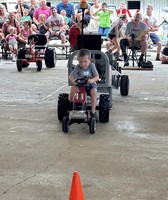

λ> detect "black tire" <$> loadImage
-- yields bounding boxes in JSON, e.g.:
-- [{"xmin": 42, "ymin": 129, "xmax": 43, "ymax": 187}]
[
  {"xmin": 57, "ymin": 93, "xmax": 69, "ymax": 122},
  {"xmin": 45, "ymin": 48, "xmax": 56, "ymax": 68},
  {"xmin": 36, "ymin": 60, "xmax": 42, "ymax": 71},
  {"xmin": 62, "ymin": 116, "xmax": 70, "ymax": 133},
  {"xmin": 99, "ymin": 94, "xmax": 110, "ymax": 123},
  {"xmin": 18, "ymin": 48, "xmax": 26, "ymax": 59},
  {"xmin": 16, "ymin": 59, "xmax": 23, "ymax": 72},
  {"xmin": 120, "ymin": 75, "xmax": 129, "ymax": 96},
  {"xmin": 89, "ymin": 117, "xmax": 96, "ymax": 134}
]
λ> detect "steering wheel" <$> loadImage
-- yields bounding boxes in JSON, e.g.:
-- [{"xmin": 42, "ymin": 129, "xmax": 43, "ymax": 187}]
[
  {"xmin": 28, "ymin": 34, "xmax": 39, "ymax": 44},
  {"xmin": 75, "ymin": 77, "xmax": 88, "ymax": 87}
]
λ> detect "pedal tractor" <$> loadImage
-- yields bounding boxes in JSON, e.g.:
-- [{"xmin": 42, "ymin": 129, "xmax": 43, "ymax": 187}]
[
  {"xmin": 57, "ymin": 50, "xmax": 129, "ymax": 134},
  {"xmin": 62, "ymin": 77, "xmax": 98, "ymax": 134},
  {"xmin": 16, "ymin": 34, "xmax": 56, "ymax": 72}
]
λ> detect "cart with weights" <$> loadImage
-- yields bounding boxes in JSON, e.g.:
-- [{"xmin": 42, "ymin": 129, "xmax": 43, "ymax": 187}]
[{"xmin": 16, "ymin": 34, "xmax": 56, "ymax": 72}]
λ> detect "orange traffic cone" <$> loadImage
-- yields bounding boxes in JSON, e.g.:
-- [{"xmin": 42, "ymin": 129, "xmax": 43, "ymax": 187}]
[{"xmin": 69, "ymin": 171, "xmax": 85, "ymax": 200}]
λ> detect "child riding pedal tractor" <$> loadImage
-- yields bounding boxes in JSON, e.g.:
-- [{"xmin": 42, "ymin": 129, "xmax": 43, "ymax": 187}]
[
  {"xmin": 59, "ymin": 49, "xmax": 99, "ymax": 134},
  {"xmin": 16, "ymin": 34, "xmax": 56, "ymax": 72},
  {"xmin": 57, "ymin": 35, "xmax": 130, "ymax": 134}
]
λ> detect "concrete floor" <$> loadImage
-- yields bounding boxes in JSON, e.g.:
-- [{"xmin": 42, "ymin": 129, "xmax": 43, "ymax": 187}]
[{"xmin": 0, "ymin": 52, "xmax": 168, "ymax": 200}]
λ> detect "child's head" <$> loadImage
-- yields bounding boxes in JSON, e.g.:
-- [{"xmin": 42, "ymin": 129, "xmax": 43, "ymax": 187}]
[
  {"xmin": 101, "ymin": 2, "xmax": 107, "ymax": 11},
  {"xmin": 119, "ymin": 14, "xmax": 127, "ymax": 22},
  {"xmin": 77, "ymin": 49, "xmax": 91, "ymax": 69},
  {"xmin": 9, "ymin": 26, "xmax": 15, "ymax": 34},
  {"xmin": 39, "ymin": 14, "xmax": 46, "ymax": 22},
  {"xmin": 23, "ymin": 20, "xmax": 31, "ymax": 28},
  {"xmin": 60, "ymin": 9, "xmax": 66, "ymax": 17},
  {"xmin": 23, "ymin": 9, "xmax": 29, "ymax": 16}
]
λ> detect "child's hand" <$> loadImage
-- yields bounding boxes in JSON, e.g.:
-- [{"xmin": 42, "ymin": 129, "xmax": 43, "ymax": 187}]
[{"xmin": 88, "ymin": 79, "xmax": 94, "ymax": 84}]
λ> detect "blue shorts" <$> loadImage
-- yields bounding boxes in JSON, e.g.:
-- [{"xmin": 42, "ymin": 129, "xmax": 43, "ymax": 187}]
[
  {"xmin": 150, "ymin": 32, "xmax": 161, "ymax": 44},
  {"xmin": 85, "ymin": 83, "xmax": 97, "ymax": 96}
]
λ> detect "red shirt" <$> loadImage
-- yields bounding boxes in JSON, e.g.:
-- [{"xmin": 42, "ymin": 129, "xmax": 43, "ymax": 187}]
[{"xmin": 69, "ymin": 24, "xmax": 81, "ymax": 50}]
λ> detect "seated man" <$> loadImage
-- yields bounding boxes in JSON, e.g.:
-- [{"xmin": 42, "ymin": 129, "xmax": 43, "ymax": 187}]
[
  {"xmin": 47, "ymin": 6, "xmax": 66, "ymax": 54},
  {"xmin": 120, "ymin": 12, "xmax": 149, "ymax": 67}
]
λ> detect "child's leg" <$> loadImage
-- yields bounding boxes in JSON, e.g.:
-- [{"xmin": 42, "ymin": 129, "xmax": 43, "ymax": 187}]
[
  {"xmin": 8, "ymin": 44, "xmax": 15, "ymax": 60},
  {"xmin": 14, "ymin": 44, "xmax": 18, "ymax": 55},
  {"xmin": 69, "ymin": 86, "xmax": 78, "ymax": 102},
  {"xmin": 90, "ymin": 88, "xmax": 97, "ymax": 113}
]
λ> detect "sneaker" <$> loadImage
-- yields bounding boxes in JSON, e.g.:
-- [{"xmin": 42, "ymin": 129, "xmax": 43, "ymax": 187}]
[
  {"xmin": 90, "ymin": 111, "xmax": 98, "ymax": 122},
  {"xmin": 12, "ymin": 59, "xmax": 16, "ymax": 62}
]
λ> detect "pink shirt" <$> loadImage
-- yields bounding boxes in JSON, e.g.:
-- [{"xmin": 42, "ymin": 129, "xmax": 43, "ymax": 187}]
[{"xmin": 33, "ymin": 6, "xmax": 51, "ymax": 22}]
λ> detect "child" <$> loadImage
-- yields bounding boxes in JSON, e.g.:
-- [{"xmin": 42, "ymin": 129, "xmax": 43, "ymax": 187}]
[
  {"xmin": 160, "ymin": 41, "xmax": 168, "ymax": 64},
  {"xmin": 106, "ymin": 14, "xmax": 127, "ymax": 60},
  {"xmin": 17, "ymin": 20, "xmax": 33, "ymax": 44},
  {"xmin": 21, "ymin": 9, "xmax": 32, "ymax": 22},
  {"xmin": 5, "ymin": 26, "xmax": 18, "ymax": 62},
  {"xmin": 37, "ymin": 14, "xmax": 50, "ymax": 39},
  {"xmin": 93, "ymin": 2, "xmax": 113, "ymax": 36},
  {"xmin": 69, "ymin": 49, "xmax": 99, "ymax": 118}
]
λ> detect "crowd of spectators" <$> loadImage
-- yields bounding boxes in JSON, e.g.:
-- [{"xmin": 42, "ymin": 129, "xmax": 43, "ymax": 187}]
[{"xmin": 0, "ymin": 0, "xmax": 166, "ymax": 65}]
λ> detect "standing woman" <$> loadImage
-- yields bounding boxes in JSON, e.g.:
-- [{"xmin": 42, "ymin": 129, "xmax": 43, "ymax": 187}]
[
  {"xmin": 0, "ymin": 4, "xmax": 8, "ymax": 41},
  {"xmin": 89, "ymin": 0, "xmax": 101, "ymax": 32},
  {"xmin": 28, "ymin": 0, "xmax": 38, "ymax": 20},
  {"xmin": 2, "ymin": 12, "xmax": 21, "ymax": 57}
]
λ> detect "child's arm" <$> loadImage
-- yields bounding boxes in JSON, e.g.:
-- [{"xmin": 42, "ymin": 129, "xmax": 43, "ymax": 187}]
[
  {"xmin": 88, "ymin": 74, "xmax": 99, "ymax": 84},
  {"xmin": 105, "ymin": 8, "xmax": 113, "ymax": 13},
  {"xmin": 69, "ymin": 74, "xmax": 76, "ymax": 86},
  {"xmin": 93, "ymin": 8, "xmax": 101, "ymax": 16},
  {"xmin": 5, "ymin": 34, "xmax": 9, "ymax": 41}
]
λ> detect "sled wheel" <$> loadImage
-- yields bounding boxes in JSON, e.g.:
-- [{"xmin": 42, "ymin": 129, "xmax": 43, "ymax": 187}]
[
  {"xmin": 36, "ymin": 60, "xmax": 42, "ymax": 71},
  {"xmin": 99, "ymin": 94, "xmax": 109, "ymax": 123},
  {"xmin": 62, "ymin": 116, "xmax": 70, "ymax": 133},
  {"xmin": 89, "ymin": 117, "xmax": 96, "ymax": 134},
  {"xmin": 120, "ymin": 75, "xmax": 129, "ymax": 96},
  {"xmin": 16, "ymin": 59, "xmax": 23, "ymax": 72}
]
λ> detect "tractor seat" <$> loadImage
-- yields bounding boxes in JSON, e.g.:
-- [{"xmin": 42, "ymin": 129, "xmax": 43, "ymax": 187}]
[{"xmin": 28, "ymin": 34, "xmax": 48, "ymax": 49}]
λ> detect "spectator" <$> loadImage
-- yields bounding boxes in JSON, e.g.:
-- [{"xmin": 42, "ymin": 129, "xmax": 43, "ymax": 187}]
[
  {"xmin": 145, "ymin": 5, "xmax": 162, "ymax": 61},
  {"xmin": 106, "ymin": 14, "xmax": 127, "ymax": 61},
  {"xmin": 75, "ymin": 0, "xmax": 91, "ymax": 23},
  {"xmin": 56, "ymin": 0, "xmax": 75, "ymax": 27},
  {"xmin": 69, "ymin": 19, "xmax": 88, "ymax": 51},
  {"xmin": 0, "ymin": 4, "xmax": 8, "ymax": 42},
  {"xmin": 2, "ymin": 12, "xmax": 21, "ymax": 37},
  {"xmin": 47, "ymin": 7, "xmax": 66, "ymax": 54},
  {"xmin": 120, "ymin": 12, "xmax": 149, "ymax": 67},
  {"xmin": 93, "ymin": 2, "xmax": 113, "ymax": 36},
  {"xmin": 5, "ymin": 26, "xmax": 18, "ymax": 62},
  {"xmin": 33, "ymin": 0, "xmax": 51, "ymax": 25},
  {"xmin": 28, "ymin": 0, "xmax": 38, "ymax": 19},
  {"xmin": 19, "ymin": 9, "xmax": 32, "ymax": 27},
  {"xmin": 17, "ymin": 20, "xmax": 33, "ymax": 44},
  {"xmin": 69, "ymin": 49, "xmax": 99, "ymax": 119},
  {"xmin": 60, "ymin": 10, "xmax": 69, "ymax": 37},
  {"xmin": 15, "ymin": 0, "xmax": 29, "ymax": 22},
  {"xmin": 89, "ymin": 0, "xmax": 101, "ymax": 32},
  {"xmin": 160, "ymin": 41, "xmax": 168, "ymax": 64},
  {"xmin": 117, "ymin": 2, "xmax": 132, "ymax": 23},
  {"xmin": 36, "ymin": 14, "xmax": 49, "ymax": 36},
  {"xmin": 2, "ymin": 12, "xmax": 21, "ymax": 58}
]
